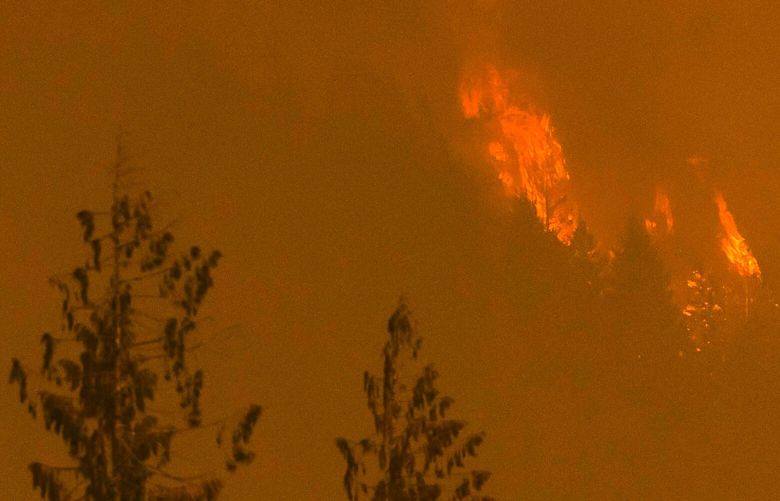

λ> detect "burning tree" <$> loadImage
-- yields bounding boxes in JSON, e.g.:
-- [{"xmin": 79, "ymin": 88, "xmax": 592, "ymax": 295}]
[
  {"xmin": 644, "ymin": 187, "xmax": 674, "ymax": 238},
  {"xmin": 335, "ymin": 302, "xmax": 492, "ymax": 501},
  {"xmin": 460, "ymin": 64, "xmax": 578, "ymax": 245},
  {"xmin": 714, "ymin": 191, "xmax": 760, "ymax": 280},
  {"xmin": 8, "ymin": 148, "xmax": 261, "ymax": 500},
  {"xmin": 714, "ymin": 190, "xmax": 761, "ymax": 318},
  {"xmin": 683, "ymin": 270, "xmax": 727, "ymax": 352}
]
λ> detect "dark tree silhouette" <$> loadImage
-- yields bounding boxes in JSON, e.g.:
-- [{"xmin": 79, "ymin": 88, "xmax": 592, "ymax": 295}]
[
  {"xmin": 609, "ymin": 215, "xmax": 686, "ymax": 360},
  {"xmin": 336, "ymin": 302, "xmax": 492, "ymax": 501},
  {"xmin": 9, "ymin": 147, "xmax": 261, "ymax": 501}
]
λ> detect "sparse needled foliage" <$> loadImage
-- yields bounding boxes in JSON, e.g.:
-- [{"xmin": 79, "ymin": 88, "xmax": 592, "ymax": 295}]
[
  {"xmin": 9, "ymin": 146, "xmax": 261, "ymax": 501},
  {"xmin": 336, "ymin": 302, "xmax": 492, "ymax": 501}
]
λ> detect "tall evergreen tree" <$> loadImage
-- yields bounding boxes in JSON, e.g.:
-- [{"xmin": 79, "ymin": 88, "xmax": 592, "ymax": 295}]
[
  {"xmin": 582, "ymin": 216, "xmax": 692, "ymax": 497},
  {"xmin": 9, "ymin": 148, "xmax": 261, "ymax": 501},
  {"xmin": 609, "ymin": 215, "xmax": 685, "ymax": 360},
  {"xmin": 336, "ymin": 302, "xmax": 492, "ymax": 501}
]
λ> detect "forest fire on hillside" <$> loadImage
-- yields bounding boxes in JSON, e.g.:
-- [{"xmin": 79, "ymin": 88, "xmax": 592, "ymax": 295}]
[
  {"xmin": 460, "ymin": 65, "xmax": 577, "ymax": 244},
  {"xmin": 714, "ymin": 191, "xmax": 761, "ymax": 279}
]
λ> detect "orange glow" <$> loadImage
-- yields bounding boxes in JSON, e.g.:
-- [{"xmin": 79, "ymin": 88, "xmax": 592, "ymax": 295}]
[
  {"xmin": 489, "ymin": 141, "xmax": 508, "ymax": 162},
  {"xmin": 714, "ymin": 191, "xmax": 761, "ymax": 278},
  {"xmin": 460, "ymin": 65, "xmax": 577, "ymax": 244},
  {"xmin": 461, "ymin": 87, "xmax": 483, "ymax": 119},
  {"xmin": 644, "ymin": 188, "xmax": 674, "ymax": 236}
]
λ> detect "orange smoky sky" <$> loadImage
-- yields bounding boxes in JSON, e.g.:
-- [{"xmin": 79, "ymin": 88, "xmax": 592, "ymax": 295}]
[{"xmin": 1, "ymin": 1, "xmax": 779, "ymax": 499}]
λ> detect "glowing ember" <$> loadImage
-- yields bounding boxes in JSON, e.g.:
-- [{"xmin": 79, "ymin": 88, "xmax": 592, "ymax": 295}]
[
  {"xmin": 460, "ymin": 65, "xmax": 577, "ymax": 244},
  {"xmin": 714, "ymin": 191, "xmax": 761, "ymax": 278},
  {"xmin": 644, "ymin": 188, "xmax": 674, "ymax": 236}
]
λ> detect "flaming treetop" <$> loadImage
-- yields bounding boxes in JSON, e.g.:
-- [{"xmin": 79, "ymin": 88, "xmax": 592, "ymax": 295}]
[
  {"xmin": 460, "ymin": 65, "xmax": 577, "ymax": 244},
  {"xmin": 714, "ymin": 191, "xmax": 760, "ymax": 278},
  {"xmin": 644, "ymin": 188, "xmax": 674, "ymax": 237}
]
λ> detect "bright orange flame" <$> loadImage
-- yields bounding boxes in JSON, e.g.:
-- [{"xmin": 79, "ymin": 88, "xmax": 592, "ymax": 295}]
[
  {"xmin": 644, "ymin": 188, "xmax": 674, "ymax": 237},
  {"xmin": 657, "ymin": 190, "xmax": 674, "ymax": 232},
  {"xmin": 460, "ymin": 65, "xmax": 577, "ymax": 244},
  {"xmin": 714, "ymin": 191, "xmax": 761, "ymax": 278}
]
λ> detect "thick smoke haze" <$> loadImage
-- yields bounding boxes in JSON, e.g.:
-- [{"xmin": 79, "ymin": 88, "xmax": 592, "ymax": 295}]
[{"xmin": 1, "ymin": 1, "xmax": 778, "ymax": 499}]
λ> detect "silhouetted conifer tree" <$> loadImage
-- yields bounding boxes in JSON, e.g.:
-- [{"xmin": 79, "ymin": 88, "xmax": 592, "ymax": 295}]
[
  {"xmin": 336, "ymin": 302, "xmax": 492, "ymax": 501},
  {"xmin": 9, "ymin": 145, "xmax": 261, "ymax": 501},
  {"xmin": 609, "ymin": 216, "xmax": 685, "ymax": 359}
]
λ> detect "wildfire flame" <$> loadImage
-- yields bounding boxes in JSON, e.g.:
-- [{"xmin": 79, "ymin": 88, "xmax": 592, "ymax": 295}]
[
  {"xmin": 714, "ymin": 191, "xmax": 760, "ymax": 278},
  {"xmin": 460, "ymin": 65, "xmax": 577, "ymax": 244},
  {"xmin": 644, "ymin": 188, "xmax": 674, "ymax": 236}
]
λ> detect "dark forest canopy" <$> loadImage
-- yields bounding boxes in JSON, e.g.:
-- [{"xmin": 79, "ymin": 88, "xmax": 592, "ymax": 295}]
[{"xmin": 466, "ymin": 197, "xmax": 780, "ymax": 499}]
